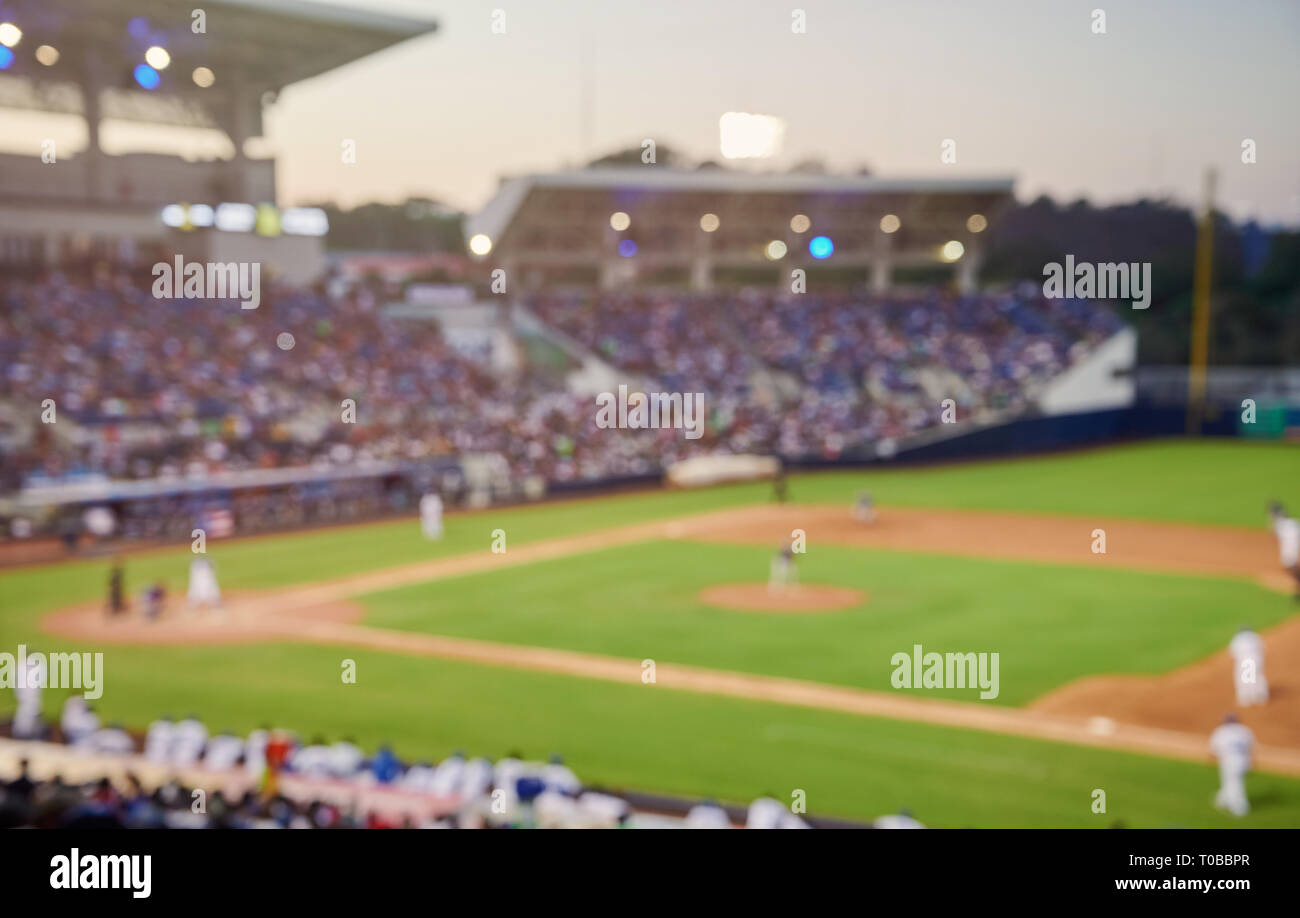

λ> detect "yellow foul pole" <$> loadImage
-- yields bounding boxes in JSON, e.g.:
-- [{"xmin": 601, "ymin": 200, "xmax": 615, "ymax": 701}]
[{"xmin": 1186, "ymin": 168, "xmax": 1216, "ymax": 434}]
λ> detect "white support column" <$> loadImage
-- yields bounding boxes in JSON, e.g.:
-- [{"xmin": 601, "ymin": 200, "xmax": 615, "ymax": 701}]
[
  {"xmin": 79, "ymin": 65, "xmax": 105, "ymax": 202},
  {"xmin": 225, "ymin": 85, "xmax": 259, "ymax": 202},
  {"xmin": 691, "ymin": 222, "xmax": 714, "ymax": 291},
  {"xmin": 957, "ymin": 245, "xmax": 982, "ymax": 295},
  {"xmin": 872, "ymin": 231, "xmax": 893, "ymax": 294},
  {"xmin": 690, "ymin": 256, "xmax": 713, "ymax": 291}
]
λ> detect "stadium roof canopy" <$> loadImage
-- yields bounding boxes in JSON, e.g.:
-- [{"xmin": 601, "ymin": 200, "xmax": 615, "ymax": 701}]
[
  {"xmin": 0, "ymin": 0, "xmax": 438, "ymax": 128},
  {"xmin": 468, "ymin": 167, "xmax": 1016, "ymax": 252}
]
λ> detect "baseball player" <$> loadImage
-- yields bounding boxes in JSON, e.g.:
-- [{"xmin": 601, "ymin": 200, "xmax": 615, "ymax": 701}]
[
  {"xmin": 771, "ymin": 457, "xmax": 788, "ymax": 504},
  {"xmin": 203, "ymin": 731, "xmax": 246, "ymax": 771},
  {"xmin": 144, "ymin": 716, "xmax": 176, "ymax": 763},
  {"xmin": 1268, "ymin": 501, "xmax": 1300, "ymax": 598},
  {"xmin": 186, "ymin": 556, "xmax": 223, "ymax": 613},
  {"xmin": 1228, "ymin": 626, "xmax": 1268, "ymax": 706},
  {"xmin": 419, "ymin": 492, "xmax": 444, "ymax": 540},
  {"xmin": 853, "ymin": 490, "xmax": 876, "ymax": 524},
  {"xmin": 874, "ymin": 807, "xmax": 926, "ymax": 829},
  {"xmin": 170, "ymin": 714, "xmax": 209, "ymax": 766},
  {"xmin": 746, "ymin": 795, "xmax": 810, "ymax": 829},
  {"xmin": 1210, "ymin": 713, "xmax": 1255, "ymax": 817},
  {"xmin": 685, "ymin": 800, "xmax": 733, "ymax": 829},
  {"xmin": 11, "ymin": 653, "xmax": 46, "ymax": 739},
  {"xmin": 769, "ymin": 539, "xmax": 798, "ymax": 593},
  {"xmin": 60, "ymin": 695, "xmax": 99, "ymax": 746},
  {"xmin": 105, "ymin": 560, "xmax": 126, "ymax": 618}
]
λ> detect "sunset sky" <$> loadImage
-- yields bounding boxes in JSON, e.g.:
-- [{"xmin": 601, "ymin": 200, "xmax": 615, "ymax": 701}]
[{"xmin": 3, "ymin": 0, "xmax": 1297, "ymax": 223}]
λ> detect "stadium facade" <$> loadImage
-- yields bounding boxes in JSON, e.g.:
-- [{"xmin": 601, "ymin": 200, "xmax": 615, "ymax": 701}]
[{"xmin": 0, "ymin": 0, "xmax": 437, "ymax": 281}]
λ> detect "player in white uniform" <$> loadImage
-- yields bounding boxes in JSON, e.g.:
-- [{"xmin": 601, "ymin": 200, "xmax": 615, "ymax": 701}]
[
  {"xmin": 186, "ymin": 556, "xmax": 223, "ymax": 612},
  {"xmin": 685, "ymin": 800, "xmax": 733, "ymax": 829},
  {"xmin": 1268, "ymin": 502, "xmax": 1300, "ymax": 598},
  {"xmin": 746, "ymin": 795, "xmax": 810, "ymax": 829},
  {"xmin": 203, "ymin": 732, "xmax": 246, "ymax": 771},
  {"xmin": 457, "ymin": 756, "xmax": 494, "ymax": 799},
  {"xmin": 874, "ymin": 807, "xmax": 926, "ymax": 829},
  {"xmin": 1210, "ymin": 714, "xmax": 1255, "ymax": 817},
  {"xmin": 854, "ymin": 491, "xmax": 877, "ymax": 524},
  {"xmin": 12, "ymin": 654, "xmax": 46, "ymax": 739},
  {"xmin": 769, "ymin": 540, "xmax": 798, "ymax": 593},
  {"xmin": 1228, "ymin": 626, "xmax": 1268, "ymax": 706},
  {"xmin": 60, "ymin": 696, "xmax": 100, "ymax": 746},
  {"xmin": 170, "ymin": 715, "xmax": 209, "ymax": 766},
  {"xmin": 542, "ymin": 754, "xmax": 581, "ymax": 795},
  {"xmin": 144, "ymin": 717, "xmax": 176, "ymax": 763},
  {"xmin": 420, "ymin": 493, "xmax": 444, "ymax": 540},
  {"xmin": 243, "ymin": 728, "xmax": 269, "ymax": 777},
  {"xmin": 428, "ymin": 752, "xmax": 467, "ymax": 797}
]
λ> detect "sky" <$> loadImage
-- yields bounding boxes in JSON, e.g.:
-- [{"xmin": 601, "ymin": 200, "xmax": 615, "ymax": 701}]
[{"xmin": 3, "ymin": 0, "xmax": 1299, "ymax": 223}]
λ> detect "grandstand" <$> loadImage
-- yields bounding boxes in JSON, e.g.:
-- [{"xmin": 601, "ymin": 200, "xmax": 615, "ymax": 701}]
[
  {"xmin": 465, "ymin": 168, "xmax": 1014, "ymax": 292},
  {"xmin": 0, "ymin": 5, "xmax": 1132, "ymax": 555},
  {"xmin": 0, "ymin": 0, "xmax": 437, "ymax": 281}
]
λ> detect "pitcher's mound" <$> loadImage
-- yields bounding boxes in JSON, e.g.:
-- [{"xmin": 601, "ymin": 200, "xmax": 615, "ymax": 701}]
[{"xmin": 698, "ymin": 583, "xmax": 865, "ymax": 614}]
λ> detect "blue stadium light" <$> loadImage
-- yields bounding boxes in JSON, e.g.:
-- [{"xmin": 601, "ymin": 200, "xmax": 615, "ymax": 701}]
[
  {"xmin": 809, "ymin": 235, "xmax": 834, "ymax": 259},
  {"xmin": 618, "ymin": 239, "xmax": 638, "ymax": 258},
  {"xmin": 134, "ymin": 63, "xmax": 160, "ymax": 90},
  {"xmin": 0, "ymin": 47, "xmax": 12, "ymax": 71}
]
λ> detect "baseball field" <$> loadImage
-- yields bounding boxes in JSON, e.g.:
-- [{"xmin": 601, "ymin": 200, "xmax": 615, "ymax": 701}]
[{"xmin": 4, "ymin": 438, "xmax": 1300, "ymax": 827}]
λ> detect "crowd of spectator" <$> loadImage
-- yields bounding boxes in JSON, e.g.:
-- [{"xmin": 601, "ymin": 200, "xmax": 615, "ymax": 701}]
[
  {"xmin": 1, "ymin": 269, "xmax": 1122, "ymax": 505},
  {"xmin": 531, "ymin": 287, "xmax": 1124, "ymax": 457}
]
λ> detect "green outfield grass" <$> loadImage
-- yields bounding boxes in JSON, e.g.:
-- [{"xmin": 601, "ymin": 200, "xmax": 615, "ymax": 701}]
[
  {"xmin": 359, "ymin": 539, "xmax": 1293, "ymax": 705},
  {"xmin": 1, "ymin": 438, "xmax": 1298, "ymax": 826},
  {"xmin": 791, "ymin": 439, "xmax": 1300, "ymax": 527}
]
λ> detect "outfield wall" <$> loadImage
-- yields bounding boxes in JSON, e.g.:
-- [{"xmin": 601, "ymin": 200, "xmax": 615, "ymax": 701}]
[{"xmin": 801, "ymin": 405, "xmax": 1244, "ymax": 471}]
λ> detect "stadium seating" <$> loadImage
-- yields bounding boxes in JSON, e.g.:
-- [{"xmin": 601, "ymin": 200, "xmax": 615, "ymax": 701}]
[{"xmin": 1, "ymin": 270, "xmax": 1122, "ymax": 539}]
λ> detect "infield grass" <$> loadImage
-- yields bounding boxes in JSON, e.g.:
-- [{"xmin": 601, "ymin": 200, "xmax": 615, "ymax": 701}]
[{"xmin": 359, "ymin": 538, "xmax": 1292, "ymax": 705}]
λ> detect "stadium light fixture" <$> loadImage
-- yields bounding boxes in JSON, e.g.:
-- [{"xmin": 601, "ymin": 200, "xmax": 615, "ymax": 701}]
[
  {"xmin": 160, "ymin": 204, "xmax": 187, "ymax": 228},
  {"xmin": 133, "ymin": 64, "xmax": 161, "ymax": 90},
  {"xmin": 765, "ymin": 240, "xmax": 788, "ymax": 260},
  {"xmin": 282, "ymin": 208, "xmax": 329, "ymax": 237},
  {"xmin": 0, "ymin": 46, "xmax": 11, "ymax": 70},
  {"xmin": 617, "ymin": 239, "xmax": 638, "ymax": 257},
  {"xmin": 966, "ymin": 213, "xmax": 988, "ymax": 233},
  {"xmin": 719, "ymin": 112, "xmax": 785, "ymax": 159},
  {"xmin": 145, "ymin": 46, "xmax": 171, "ymax": 70},
  {"xmin": 0, "ymin": 23, "xmax": 22, "ymax": 48},
  {"xmin": 255, "ymin": 203, "xmax": 282, "ymax": 237},
  {"xmin": 35, "ymin": 44, "xmax": 59, "ymax": 66},
  {"xmin": 942, "ymin": 240, "xmax": 965, "ymax": 261},
  {"xmin": 468, "ymin": 234, "xmax": 493, "ymax": 256},
  {"xmin": 699, "ymin": 213, "xmax": 720, "ymax": 233},
  {"xmin": 215, "ymin": 202, "xmax": 256, "ymax": 233},
  {"xmin": 880, "ymin": 214, "xmax": 901, "ymax": 234},
  {"xmin": 790, "ymin": 214, "xmax": 811, "ymax": 233},
  {"xmin": 192, "ymin": 66, "xmax": 215, "ymax": 88},
  {"xmin": 609, "ymin": 211, "xmax": 631, "ymax": 232},
  {"xmin": 809, "ymin": 235, "xmax": 834, "ymax": 259}
]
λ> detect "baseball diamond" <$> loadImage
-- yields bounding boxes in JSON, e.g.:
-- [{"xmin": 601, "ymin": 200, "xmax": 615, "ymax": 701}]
[
  {"xmin": 4, "ymin": 440, "xmax": 1300, "ymax": 828},
  {"xmin": 0, "ymin": 0, "xmax": 1298, "ymax": 901}
]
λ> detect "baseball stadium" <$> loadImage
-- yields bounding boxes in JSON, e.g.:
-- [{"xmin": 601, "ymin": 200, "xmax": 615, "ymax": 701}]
[{"xmin": 1, "ymin": 0, "xmax": 1299, "ymax": 841}]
